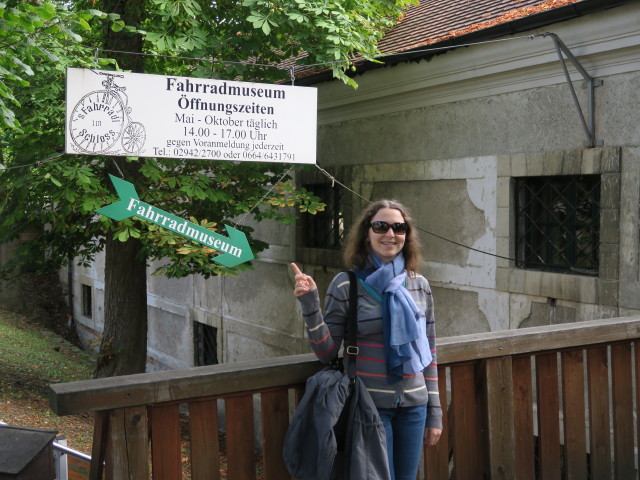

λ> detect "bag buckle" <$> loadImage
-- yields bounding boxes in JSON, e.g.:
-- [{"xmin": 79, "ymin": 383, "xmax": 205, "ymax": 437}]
[{"xmin": 346, "ymin": 345, "xmax": 359, "ymax": 356}]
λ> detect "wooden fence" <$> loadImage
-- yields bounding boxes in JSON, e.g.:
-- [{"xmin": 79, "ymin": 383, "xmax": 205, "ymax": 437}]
[{"xmin": 49, "ymin": 315, "xmax": 640, "ymax": 479}]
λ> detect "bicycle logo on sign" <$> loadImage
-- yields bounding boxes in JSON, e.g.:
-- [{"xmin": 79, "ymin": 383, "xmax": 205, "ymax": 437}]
[{"xmin": 69, "ymin": 72, "xmax": 146, "ymax": 155}]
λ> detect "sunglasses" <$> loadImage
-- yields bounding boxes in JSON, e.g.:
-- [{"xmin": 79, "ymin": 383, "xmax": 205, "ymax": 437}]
[{"xmin": 369, "ymin": 221, "xmax": 408, "ymax": 235}]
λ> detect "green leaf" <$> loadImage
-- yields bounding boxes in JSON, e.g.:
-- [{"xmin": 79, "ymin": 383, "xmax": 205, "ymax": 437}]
[
  {"xmin": 76, "ymin": 173, "xmax": 91, "ymax": 185},
  {"xmin": 1, "ymin": 106, "xmax": 16, "ymax": 128},
  {"xmin": 117, "ymin": 229, "xmax": 130, "ymax": 242},
  {"xmin": 38, "ymin": 3, "xmax": 56, "ymax": 20},
  {"xmin": 77, "ymin": 17, "xmax": 91, "ymax": 31},
  {"xmin": 111, "ymin": 20, "xmax": 125, "ymax": 32},
  {"xmin": 12, "ymin": 57, "xmax": 34, "ymax": 76},
  {"xmin": 36, "ymin": 46, "xmax": 59, "ymax": 63},
  {"xmin": 59, "ymin": 25, "xmax": 82, "ymax": 42},
  {"xmin": 16, "ymin": 15, "xmax": 35, "ymax": 32}
]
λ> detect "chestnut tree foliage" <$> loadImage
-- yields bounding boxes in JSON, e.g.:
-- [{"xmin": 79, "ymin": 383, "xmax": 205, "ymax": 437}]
[{"xmin": 0, "ymin": 0, "xmax": 416, "ymax": 376}]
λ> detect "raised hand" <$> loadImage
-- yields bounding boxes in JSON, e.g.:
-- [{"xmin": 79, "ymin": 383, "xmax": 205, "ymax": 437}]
[{"xmin": 291, "ymin": 263, "xmax": 317, "ymax": 296}]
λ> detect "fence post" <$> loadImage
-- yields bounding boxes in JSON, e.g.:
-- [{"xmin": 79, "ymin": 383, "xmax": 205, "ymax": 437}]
[
  {"xmin": 483, "ymin": 357, "xmax": 516, "ymax": 480},
  {"xmin": 54, "ymin": 436, "xmax": 69, "ymax": 480}
]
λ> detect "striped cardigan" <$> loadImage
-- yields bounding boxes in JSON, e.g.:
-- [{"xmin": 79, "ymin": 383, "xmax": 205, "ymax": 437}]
[{"xmin": 297, "ymin": 270, "xmax": 443, "ymax": 430}]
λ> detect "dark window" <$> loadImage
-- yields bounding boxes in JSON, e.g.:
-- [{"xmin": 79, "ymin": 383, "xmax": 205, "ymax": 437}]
[
  {"xmin": 302, "ymin": 183, "xmax": 344, "ymax": 249},
  {"xmin": 515, "ymin": 175, "xmax": 600, "ymax": 275},
  {"xmin": 81, "ymin": 284, "xmax": 92, "ymax": 318},
  {"xmin": 194, "ymin": 322, "xmax": 218, "ymax": 366}
]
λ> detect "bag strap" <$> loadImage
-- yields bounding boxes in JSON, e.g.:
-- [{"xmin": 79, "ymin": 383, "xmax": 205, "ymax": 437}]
[{"xmin": 344, "ymin": 270, "xmax": 358, "ymax": 382}]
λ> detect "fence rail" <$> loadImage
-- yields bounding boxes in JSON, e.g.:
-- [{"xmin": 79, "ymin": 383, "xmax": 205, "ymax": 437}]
[{"xmin": 49, "ymin": 315, "xmax": 640, "ymax": 479}]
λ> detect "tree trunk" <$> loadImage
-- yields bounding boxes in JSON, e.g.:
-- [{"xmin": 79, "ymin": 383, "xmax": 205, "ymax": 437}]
[
  {"xmin": 95, "ymin": 0, "xmax": 147, "ymax": 378},
  {"xmin": 95, "ymin": 234, "xmax": 148, "ymax": 377}
]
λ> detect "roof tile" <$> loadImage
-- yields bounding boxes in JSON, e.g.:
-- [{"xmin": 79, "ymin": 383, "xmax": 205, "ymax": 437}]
[{"xmin": 378, "ymin": 0, "xmax": 584, "ymax": 53}]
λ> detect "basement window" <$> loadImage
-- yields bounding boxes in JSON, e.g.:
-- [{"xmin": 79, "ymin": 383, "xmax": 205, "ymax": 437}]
[
  {"xmin": 515, "ymin": 175, "xmax": 600, "ymax": 275},
  {"xmin": 81, "ymin": 284, "xmax": 92, "ymax": 318},
  {"xmin": 194, "ymin": 322, "xmax": 218, "ymax": 366}
]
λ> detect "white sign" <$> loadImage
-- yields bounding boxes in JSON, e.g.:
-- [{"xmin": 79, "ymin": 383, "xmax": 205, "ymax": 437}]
[{"xmin": 65, "ymin": 68, "xmax": 317, "ymax": 164}]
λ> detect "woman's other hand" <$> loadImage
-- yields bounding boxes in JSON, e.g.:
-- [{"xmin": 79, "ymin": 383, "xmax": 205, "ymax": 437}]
[
  {"xmin": 291, "ymin": 263, "xmax": 317, "ymax": 296},
  {"xmin": 424, "ymin": 427, "xmax": 442, "ymax": 447}
]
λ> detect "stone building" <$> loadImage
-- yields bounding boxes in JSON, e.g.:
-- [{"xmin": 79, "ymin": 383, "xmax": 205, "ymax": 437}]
[{"xmin": 65, "ymin": 0, "xmax": 640, "ymax": 369}]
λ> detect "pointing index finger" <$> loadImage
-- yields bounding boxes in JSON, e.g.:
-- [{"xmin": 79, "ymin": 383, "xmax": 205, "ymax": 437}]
[{"xmin": 290, "ymin": 263, "xmax": 303, "ymax": 276}]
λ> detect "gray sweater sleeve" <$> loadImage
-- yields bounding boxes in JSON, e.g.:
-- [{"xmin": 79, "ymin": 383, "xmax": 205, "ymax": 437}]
[
  {"xmin": 296, "ymin": 273, "xmax": 350, "ymax": 362},
  {"xmin": 422, "ymin": 279, "xmax": 443, "ymax": 429}
]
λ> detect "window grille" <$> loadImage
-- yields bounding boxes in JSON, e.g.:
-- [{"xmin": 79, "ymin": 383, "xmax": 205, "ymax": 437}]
[
  {"xmin": 194, "ymin": 322, "xmax": 218, "ymax": 366},
  {"xmin": 302, "ymin": 183, "xmax": 344, "ymax": 250},
  {"xmin": 515, "ymin": 175, "xmax": 600, "ymax": 275},
  {"xmin": 81, "ymin": 284, "xmax": 92, "ymax": 318}
]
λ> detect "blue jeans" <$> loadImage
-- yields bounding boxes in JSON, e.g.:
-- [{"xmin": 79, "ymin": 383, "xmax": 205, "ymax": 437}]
[{"xmin": 377, "ymin": 404, "xmax": 427, "ymax": 480}]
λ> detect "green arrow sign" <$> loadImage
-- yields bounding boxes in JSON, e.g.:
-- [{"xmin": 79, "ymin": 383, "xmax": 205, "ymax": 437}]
[{"xmin": 97, "ymin": 175, "xmax": 254, "ymax": 267}]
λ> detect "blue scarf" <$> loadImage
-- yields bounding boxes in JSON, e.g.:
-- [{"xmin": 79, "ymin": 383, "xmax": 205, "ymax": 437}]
[{"xmin": 360, "ymin": 253, "xmax": 432, "ymax": 378}]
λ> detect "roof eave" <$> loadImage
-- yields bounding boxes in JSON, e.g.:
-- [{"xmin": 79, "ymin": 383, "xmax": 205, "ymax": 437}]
[{"xmin": 294, "ymin": 0, "xmax": 632, "ymax": 86}]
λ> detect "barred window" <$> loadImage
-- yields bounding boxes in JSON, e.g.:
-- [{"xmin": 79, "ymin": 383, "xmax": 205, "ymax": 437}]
[
  {"xmin": 515, "ymin": 175, "xmax": 600, "ymax": 275},
  {"xmin": 302, "ymin": 183, "xmax": 345, "ymax": 250}
]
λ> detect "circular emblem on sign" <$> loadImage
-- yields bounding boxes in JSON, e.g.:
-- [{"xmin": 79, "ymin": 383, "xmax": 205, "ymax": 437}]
[
  {"xmin": 69, "ymin": 90, "xmax": 126, "ymax": 153},
  {"xmin": 68, "ymin": 73, "xmax": 146, "ymax": 155}
]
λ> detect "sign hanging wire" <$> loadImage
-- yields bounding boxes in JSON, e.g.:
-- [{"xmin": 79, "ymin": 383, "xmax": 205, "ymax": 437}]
[
  {"xmin": 234, "ymin": 166, "xmax": 293, "ymax": 227},
  {"xmin": 290, "ymin": 66, "xmax": 296, "ymax": 86},
  {"xmin": 111, "ymin": 159, "xmax": 125, "ymax": 179}
]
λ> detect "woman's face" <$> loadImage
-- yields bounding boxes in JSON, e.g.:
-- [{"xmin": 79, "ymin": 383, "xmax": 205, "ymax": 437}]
[{"xmin": 367, "ymin": 208, "xmax": 406, "ymax": 264}]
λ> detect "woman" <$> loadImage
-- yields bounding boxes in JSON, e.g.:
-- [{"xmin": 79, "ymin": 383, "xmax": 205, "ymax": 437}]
[{"xmin": 292, "ymin": 199, "xmax": 442, "ymax": 480}]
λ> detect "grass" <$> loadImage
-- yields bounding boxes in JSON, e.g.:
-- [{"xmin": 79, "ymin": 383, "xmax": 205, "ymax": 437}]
[
  {"xmin": 0, "ymin": 307, "xmax": 95, "ymax": 453},
  {"xmin": 0, "ymin": 307, "xmax": 259, "ymax": 478}
]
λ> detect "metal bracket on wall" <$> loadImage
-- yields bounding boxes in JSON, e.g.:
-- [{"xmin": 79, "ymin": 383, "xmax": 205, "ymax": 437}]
[{"xmin": 546, "ymin": 32, "xmax": 604, "ymax": 148}]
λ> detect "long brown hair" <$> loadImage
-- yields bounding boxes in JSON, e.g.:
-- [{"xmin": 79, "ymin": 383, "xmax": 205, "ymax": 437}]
[{"xmin": 342, "ymin": 199, "xmax": 423, "ymax": 274}]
